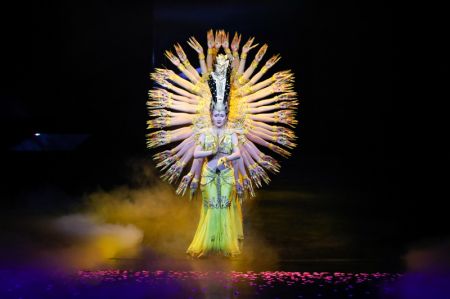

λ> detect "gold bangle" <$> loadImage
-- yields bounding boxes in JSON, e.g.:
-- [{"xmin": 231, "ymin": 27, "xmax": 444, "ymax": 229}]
[
  {"xmin": 241, "ymin": 52, "xmax": 247, "ymax": 59},
  {"xmin": 207, "ymin": 48, "xmax": 213, "ymax": 54},
  {"xmin": 233, "ymin": 51, "xmax": 239, "ymax": 57},
  {"xmin": 251, "ymin": 60, "xmax": 258, "ymax": 68},
  {"xmin": 198, "ymin": 53, "xmax": 205, "ymax": 60},
  {"xmin": 225, "ymin": 48, "xmax": 231, "ymax": 54},
  {"xmin": 261, "ymin": 66, "xmax": 268, "ymax": 73},
  {"xmin": 178, "ymin": 64, "xmax": 186, "ymax": 71},
  {"xmin": 238, "ymin": 75, "xmax": 248, "ymax": 85},
  {"xmin": 192, "ymin": 177, "xmax": 199, "ymax": 183},
  {"xmin": 182, "ymin": 60, "xmax": 191, "ymax": 67}
]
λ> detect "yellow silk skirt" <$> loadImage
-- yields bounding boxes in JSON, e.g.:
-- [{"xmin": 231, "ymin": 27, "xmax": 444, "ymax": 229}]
[{"xmin": 186, "ymin": 164, "xmax": 244, "ymax": 258}]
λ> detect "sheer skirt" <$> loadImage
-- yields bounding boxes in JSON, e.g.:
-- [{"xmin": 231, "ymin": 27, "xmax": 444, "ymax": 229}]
[{"xmin": 186, "ymin": 164, "xmax": 244, "ymax": 258}]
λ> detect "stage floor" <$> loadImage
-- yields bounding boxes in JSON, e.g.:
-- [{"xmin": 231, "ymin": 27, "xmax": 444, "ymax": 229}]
[{"xmin": 1, "ymin": 266, "xmax": 403, "ymax": 299}]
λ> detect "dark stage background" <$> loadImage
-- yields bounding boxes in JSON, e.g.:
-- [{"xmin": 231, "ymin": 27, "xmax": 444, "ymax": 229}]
[{"xmin": 1, "ymin": 0, "xmax": 448, "ymax": 272}]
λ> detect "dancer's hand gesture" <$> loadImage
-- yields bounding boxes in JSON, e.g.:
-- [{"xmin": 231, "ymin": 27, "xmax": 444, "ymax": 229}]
[
  {"xmin": 236, "ymin": 181, "xmax": 244, "ymax": 202},
  {"xmin": 242, "ymin": 37, "xmax": 258, "ymax": 54},
  {"xmin": 207, "ymin": 29, "xmax": 214, "ymax": 49},
  {"xmin": 187, "ymin": 36, "xmax": 203, "ymax": 54},
  {"xmin": 221, "ymin": 31, "xmax": 230, "ymax": 49},
  {"xmin": 231, "ymin": 32, "xmax": 241, "ymax": 52},
  {"xmin": 217, "ymin": 157, "xmax": 229, "ymax": 171},
  {"xmin": 214, "ymin": 30, "xmax": 222, "ymax": 49}
]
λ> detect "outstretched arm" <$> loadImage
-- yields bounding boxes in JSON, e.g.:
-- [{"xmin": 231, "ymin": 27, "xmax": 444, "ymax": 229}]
[
  {"xmin": 206, "ymin": 29, "xmax": 214, "ymax": 72},
  {"xmin": 230, "ymin": 32, "xmax": 242, "ymax": 71},
  {"xmin": 236, "ymin": 37, "xmax": 258, "ymax": 79},
  {"xmin": 187, "ymin": 36, "xmax": 207, "ymax": 75},
  {"xmin": 174, "ymin": 43, "xmax": 201, "ymax": 81},
  {"xmin": 246, "ymin": 54, "xmax": 281, "ymax": 87},
  {"xmin": 221, "ymin": 31, "xmax": 233, "ymax": 60},
  {"xmin": 164, "ymin": 50, "xmax": 198, "ymax": 83},
  {"xmin": 241, "ymin": 44, "xmax": 268, "ymax": 82}
]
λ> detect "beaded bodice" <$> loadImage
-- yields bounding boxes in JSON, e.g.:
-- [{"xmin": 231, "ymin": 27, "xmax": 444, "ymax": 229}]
[{"xmin": 202, "ymin": 131, "xmax": 233, "ymax": 155}]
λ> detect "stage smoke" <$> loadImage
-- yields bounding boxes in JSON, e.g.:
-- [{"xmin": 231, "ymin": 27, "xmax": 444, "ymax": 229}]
[
  {"xmin": 8, "ymin": 158, "xmax": 279, "ymax": 271},
  {"xmin": 41, "ymin": 213, "xmax": 143, "ymax": 269}
]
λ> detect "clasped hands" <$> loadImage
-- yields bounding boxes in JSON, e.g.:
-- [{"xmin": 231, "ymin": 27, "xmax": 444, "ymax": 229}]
[
  {"xmin": 209, "ymin": 144, "xmax": 230, "ymax": 171},
  {"xmin": 217, "ymin": 156, "xmax": 231, "ymax": 171}
]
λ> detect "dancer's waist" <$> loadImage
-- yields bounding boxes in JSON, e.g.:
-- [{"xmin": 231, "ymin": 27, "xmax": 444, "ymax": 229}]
[{"xmin": 204, "ymin": 164, "xmax": 232, "ymax": 174}]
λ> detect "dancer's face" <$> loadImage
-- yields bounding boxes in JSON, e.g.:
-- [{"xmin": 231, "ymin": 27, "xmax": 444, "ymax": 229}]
[{"xmin": 212, "ymin": 109, "xmax": 226, "ymax": 128}]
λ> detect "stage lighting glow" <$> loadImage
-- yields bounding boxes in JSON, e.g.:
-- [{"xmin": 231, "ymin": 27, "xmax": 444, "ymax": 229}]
[{"xmin": 34, "ymin": 132, "xmax": 41, "ymax": 136}]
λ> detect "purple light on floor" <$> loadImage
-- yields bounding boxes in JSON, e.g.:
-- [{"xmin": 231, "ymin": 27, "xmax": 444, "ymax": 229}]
[{"xmin": 1, "ymin": 268, "xmax": 407, "ymax": 298}]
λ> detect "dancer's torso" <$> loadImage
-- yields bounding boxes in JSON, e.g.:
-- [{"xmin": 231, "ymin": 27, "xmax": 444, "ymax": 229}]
[{"xmin": 202, "ymin": 129, "xmax": 233, "ymax": 172}]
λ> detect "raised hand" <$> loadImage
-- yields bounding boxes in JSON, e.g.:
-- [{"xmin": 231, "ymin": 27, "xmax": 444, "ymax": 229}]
[
  {"xmin": 231, "ymin": 32, "xmax": 242, "ymax": 52},
  {"xmin": 272, "ymin": 81, "xmax": 294, "ymax": 93},
  {"xmin": 174, "ymin": 43, "xmax": 187, "ymax": 62},
  {"xmin": 214, "ymin": 30, "xmax": 222, "ymax": 49},
  {"xmin": 277, "ymin": 92, "xmax": 297, "ymax": 101},
  {"xmin": 221, "ymin": 31, "xmax": 230, "ymax": 49},
  {"xmin": 265, "ymin": 54, "xmax": 281, "ymax": 68},
  {"xmin": 277, "ymin": 100, "xmax": 299, "ymax": 109},
  {"xmin": 164, "ymin": 50, "xmax": 181, "ymax": 66},
  {"xmin": 187, "ymin": 36, "xmax": 203, "ymax": 54},
  {"xmin": 242, "ymin": 37, "xmax": 258, "ymax": 54},
  {"xmin": 207, "ymin": 29, "xmax": 215, "ymax": 49},
  {"xmin": 255, "ymin": 44, "xmax": 268, "ymax": 62}
]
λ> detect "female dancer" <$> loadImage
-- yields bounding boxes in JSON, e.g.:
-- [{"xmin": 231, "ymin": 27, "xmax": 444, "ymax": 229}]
[{"xmin": 147, "ymin": 30, "xmax": 298, "ymax": 258}]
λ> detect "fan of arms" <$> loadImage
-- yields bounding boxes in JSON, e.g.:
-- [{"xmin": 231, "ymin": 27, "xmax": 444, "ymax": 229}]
[{"xmin": 146, "ymin": 29, "xmax": 299, "ymax": 199}]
